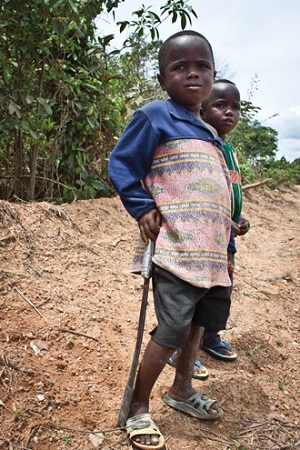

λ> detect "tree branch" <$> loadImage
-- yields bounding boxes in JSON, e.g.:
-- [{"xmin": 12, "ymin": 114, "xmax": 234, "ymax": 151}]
[{"xmin": 242, "ymin": 178, "xmax": 272, "ymax": 191}]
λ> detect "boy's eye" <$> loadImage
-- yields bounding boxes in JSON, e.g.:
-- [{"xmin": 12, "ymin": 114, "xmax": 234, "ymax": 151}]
[
  {"xmin": 173, "ymin": 64, "xmax": 185, "ymax": 70},
  {"xmin": 198, "ymin": 63, "xmax": 210, "ymax": 69}
]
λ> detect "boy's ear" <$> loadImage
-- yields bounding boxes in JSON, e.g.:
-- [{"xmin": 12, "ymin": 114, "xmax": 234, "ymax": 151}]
[{"xmin": 157, "ymin": 73, "xmax": 165, "ymax": 90}]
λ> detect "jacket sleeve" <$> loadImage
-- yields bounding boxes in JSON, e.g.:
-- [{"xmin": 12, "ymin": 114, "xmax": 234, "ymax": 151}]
[
  {"xmin": 108, "ymin": 110, "xmax": 158, "ymax": 220},
  {"xmin": 227, "ymin": 230, "xmax": 237, "ymax": 254}
]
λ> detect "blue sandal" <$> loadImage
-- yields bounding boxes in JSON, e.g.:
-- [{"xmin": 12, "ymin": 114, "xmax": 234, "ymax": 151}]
[
  {"xmin": 202, "ymin": 341, "xmax": 237, "ymax": 361},
  {"xmin": 168, "ymin": 356, "xmax": 209, "ymax": 380}
]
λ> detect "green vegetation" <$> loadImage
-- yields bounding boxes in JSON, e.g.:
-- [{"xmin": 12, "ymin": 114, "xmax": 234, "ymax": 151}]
[
  {"xmin": 0, "ymin": 0, "xmax": 298, "ymax": 203},
  {"xmin": 229, "ymin": 100, "xmax": 300, "ymax": 188}
]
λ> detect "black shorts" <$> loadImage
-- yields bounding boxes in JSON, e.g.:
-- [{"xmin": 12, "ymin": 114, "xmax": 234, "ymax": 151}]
[{"xmin": 151, "ymin": 264, "xmax": 231, "ymax": 348}]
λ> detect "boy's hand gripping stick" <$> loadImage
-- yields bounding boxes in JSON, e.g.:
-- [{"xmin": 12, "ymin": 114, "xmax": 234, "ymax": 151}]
[{"xmin": 117, "ymin": 240, "xmax": 154, "ymax": 428}]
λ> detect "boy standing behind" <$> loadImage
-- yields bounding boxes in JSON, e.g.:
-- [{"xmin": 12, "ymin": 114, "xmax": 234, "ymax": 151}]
[{"xmin": 201, "ymin": 79, "xmax": 250, "ymax": 360}]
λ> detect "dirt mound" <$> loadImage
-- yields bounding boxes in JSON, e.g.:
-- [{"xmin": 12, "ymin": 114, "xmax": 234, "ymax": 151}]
[{"xmin": 0, "ymin": 187, "xmax": 299, "ymax": 449}]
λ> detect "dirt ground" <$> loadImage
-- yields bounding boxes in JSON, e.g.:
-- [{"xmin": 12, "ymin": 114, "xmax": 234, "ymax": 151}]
[{"xmin": 0, "ymin": 186, "xmax": 299, "ymax": 450}]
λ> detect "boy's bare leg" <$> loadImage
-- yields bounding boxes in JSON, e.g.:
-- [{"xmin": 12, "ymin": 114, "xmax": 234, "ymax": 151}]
[
  {"xmin": 127, "ymin": 326, "xmax": 219, "ymax": 446},
  {"xmin": 128, "ymin": 339, "xmax": 173, "ymax": 447},
  {"xmin": 167, "ymin": 324, "xmax": 202, "ymax": 399},
  {"xmin": 167, "ymin": 324, "xmax": 220, "ymax": 418}
]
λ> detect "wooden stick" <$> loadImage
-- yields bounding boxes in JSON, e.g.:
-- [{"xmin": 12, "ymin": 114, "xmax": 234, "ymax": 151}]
[
  {"xmin": 56, "ymin": 328, "xmax": 99, "ymax": 342},
  {"xmin": 0, "ymin": 235, "xmax": 16, "ymax": 244},
  {"xmin": 14, "ymin": 287, "xmax": 48, "ymax": 321},
  {"xmin": 242, "ymin": 178, "xmax": 272, "ymax": 191}
]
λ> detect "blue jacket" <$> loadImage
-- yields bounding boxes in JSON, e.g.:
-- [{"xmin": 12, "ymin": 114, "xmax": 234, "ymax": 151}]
[
  {"xmin": 108, "ymin": 98, "xmax": 236, "ymax": 252},
  {"xmin": 108, "ymin": 99, "xmax": 224, "ymax": 219}
]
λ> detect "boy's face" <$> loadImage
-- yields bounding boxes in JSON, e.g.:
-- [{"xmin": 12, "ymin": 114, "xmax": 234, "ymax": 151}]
[
  {"xmin": 157, "ymin": 35, "xmax": 216, "ymax": 117},
  {"xmin": 201, "ymin": 83, "xmax": 241, "ymax": 139}
]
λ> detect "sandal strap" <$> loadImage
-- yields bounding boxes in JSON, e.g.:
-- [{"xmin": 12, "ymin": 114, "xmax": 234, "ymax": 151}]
[{"xmin": 208, "ymin": 341, "xmax": 231, "ymax": 351}]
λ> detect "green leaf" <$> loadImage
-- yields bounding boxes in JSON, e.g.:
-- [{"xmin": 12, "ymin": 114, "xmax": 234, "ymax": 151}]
[
  {"xmin": 37, "ymin": 97, "xmax": 53, "ymax": 115},
  {"xmin": 3, "ymin": 67, "xmax": 11, "ymax": 85},
  {"xmin": 82, "ymin": 83, "xmax": 99, "ymax": 92},
  {"xmin": 181, "ymin": 14, "xmax": 186, "ymax": 29},
  {"xmin": 148, "ymin": 11, "xmax": 161, "ymax": 23},
  {"xmin": 117, "ymin": 21, "xmax": 129, "ymax": 33},
  {"xmin": 8, "ymin": 102, "xmax": 21, "ymax": 118},
  {"xmin": 21, "ymin": 120, "xmax": 29, "ymax": 130},
  {"xmin": 29, "ymin": 129, "xmax": 38, "ymax": 139},
  {"xmin": 68, "ymin": 0, "xmax": 78, "ymax": 14},
  {"xmin": 84, "ymin": 185, "xmax": 95, "ymax": 199},
  {"xmin": 92, "ymin": 180, "xmax": 106, "ymax": 190},
  {"xmin": 86, "ymin": 116, "xmax": 95, "ymax": 128},
  {"xmin": 26, "ymin": 95, "xmax": 33, "ymax": 105}
]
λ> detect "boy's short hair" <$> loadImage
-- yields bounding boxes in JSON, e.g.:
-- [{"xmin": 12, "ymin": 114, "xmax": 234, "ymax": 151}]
[
  {"xmin": 214, "ymin": 79, "xmax": 236, "ymax": 86},
  {"xmin": 202, "ymin": 78, "xmax": 240, "ymax": 108},
  {"xmin": 158, "ymin": 30, "xmax": 215, "ymax": 75}
]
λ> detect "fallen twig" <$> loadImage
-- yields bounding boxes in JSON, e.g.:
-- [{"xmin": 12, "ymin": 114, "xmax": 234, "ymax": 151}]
[
  {"xmin": 229, "ymin": 418, "xmax": 300, "ymax": 450},
  {"xmin": 112, "ymin": 237, "xmax": 127, "ymax": 247},
  {"xmin": 242, "ymin": 178, "xmax": 272, "ymax": 191},
  {"xmin": 0, "ymin": 399, "xmax": 13, "ymax": 413},
  {"xmin": 0, "ymin": 234, "xmax": 16, "ymax": 244},
  {"xmin": 14, "ymin": 287, "xmax": 48, "ymax": 321},
  {"xmin": 56, "ymin": 328, "xmax": 99, "ymax": 342},
  {"xmin": 26, "ymin": 422, "xmax": 123, "ymax": 438},
  {"xmin": 0, "ymin": 268, "xmax": 26, "ymax": 278}
]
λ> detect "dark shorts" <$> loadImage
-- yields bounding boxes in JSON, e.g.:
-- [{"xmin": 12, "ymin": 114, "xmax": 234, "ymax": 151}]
[{"xmin": 151, "ymin": 264, "xmax": 231, "ymax": 348}]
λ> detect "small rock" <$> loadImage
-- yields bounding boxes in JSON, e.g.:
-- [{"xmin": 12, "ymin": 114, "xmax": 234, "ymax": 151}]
[
  {"xmin": 30, "ymin": 340, "xmax": 49, "ymax": 355},
  {"xmin": 89, "ymin": 430, "xmax": 104, "ymax": 449}
]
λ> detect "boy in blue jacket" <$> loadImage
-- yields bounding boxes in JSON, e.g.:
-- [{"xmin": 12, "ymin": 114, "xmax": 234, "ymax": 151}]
[{"xmin": 109, "ymin": 32, "xmax": 231, "ymax": 449}]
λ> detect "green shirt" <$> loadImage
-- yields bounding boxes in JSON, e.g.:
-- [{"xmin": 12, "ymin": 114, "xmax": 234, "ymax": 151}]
[{"xmin": 223, "ymin": 141, "xmax": 242, "ymax": 223}]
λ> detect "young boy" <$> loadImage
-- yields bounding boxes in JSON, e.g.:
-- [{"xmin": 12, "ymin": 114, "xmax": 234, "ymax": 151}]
[
  {"xmin": 109, "ymin": 31, "xmax": 231, "ymax": 449},
  {"xmin": 201, "ymin": 79, "xmax": 250, "ymax": 360}
]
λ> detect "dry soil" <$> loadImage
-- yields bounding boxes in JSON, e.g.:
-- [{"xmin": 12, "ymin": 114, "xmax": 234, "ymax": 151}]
[{"xmin": 0, "ymin": 186, "xmax": 299, "ymax": 450}]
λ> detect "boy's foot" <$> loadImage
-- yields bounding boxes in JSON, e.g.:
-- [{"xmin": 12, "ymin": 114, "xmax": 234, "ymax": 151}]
[
  {"xmin": 168, "ymin": 355, "xmax": 209, "ymax": 380},
  {"xmin": 163, "ymin": 392, "xmax": 223, "ymax": 420},
  {"xmin": 125, "ymin": 413, "xmax": 165, "ymax": 449},
  {"xmin": 202, "ymin": 341, "xmax": 237, "ymax": 361}
]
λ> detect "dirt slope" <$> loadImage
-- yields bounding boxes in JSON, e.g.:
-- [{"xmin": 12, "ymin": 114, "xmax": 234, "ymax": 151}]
[{"xmin": 0, "ymin": 187, "xmax": 299, "ymax": 450}]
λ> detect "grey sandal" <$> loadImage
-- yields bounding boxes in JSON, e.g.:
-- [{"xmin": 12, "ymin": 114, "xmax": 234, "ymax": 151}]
[{"xmin": 163, "ymin": 392, "xmax": 223, "ymax": 420}]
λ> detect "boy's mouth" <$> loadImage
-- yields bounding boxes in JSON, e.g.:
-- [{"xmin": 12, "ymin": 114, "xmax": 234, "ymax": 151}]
[{"xmin": 185, "ymin": 84, "xmax": 202, "ymax": 89}]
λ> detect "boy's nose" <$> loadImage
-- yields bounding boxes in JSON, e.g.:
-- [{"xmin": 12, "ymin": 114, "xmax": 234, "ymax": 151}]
[
  {"xmin": 225, "ymin": 109, "xmax": 233, "ymax": 115},
  {"xmin": 187, "ymin": 69, "xmax": 199, "ymax": 78}
]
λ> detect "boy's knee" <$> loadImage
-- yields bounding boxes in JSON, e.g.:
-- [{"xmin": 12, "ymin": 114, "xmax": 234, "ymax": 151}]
[{"xmin": 151, "ymin": 323, "xmax": 191, "ymax": 348}]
